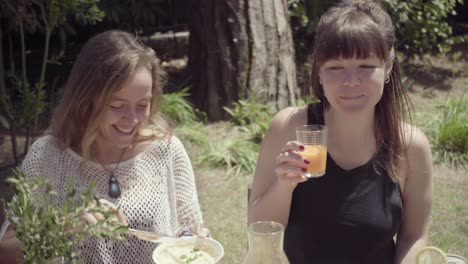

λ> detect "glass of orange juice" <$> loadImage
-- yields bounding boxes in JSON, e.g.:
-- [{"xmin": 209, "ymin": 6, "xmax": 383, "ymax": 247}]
[{"xmin": 296, "ymin": 125, "xmax": 328, "ymax": 178}]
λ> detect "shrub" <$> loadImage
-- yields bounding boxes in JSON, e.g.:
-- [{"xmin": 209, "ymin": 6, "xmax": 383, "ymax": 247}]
[
  {"xmin": 196, "ymin": 134, "xmax": 259, "ymax": 176},
  {"xmin": 287, "ymin": 0, "xmax": 467, "ymax": 60},
  {"xmin": 383, "ymin": 0, "xmax": 466, "ymax": 57},
  {"xmin": 162, "ymin": 87, "xmax": 204, "ymax": 125},
  {"xmin": 6, "ymin": 169, "xmax": 127, "ymax": 263},
  {"xmin": 432, "ymin": 93, "xmax": 467, "ymax": 167},
  {"xmin": 223, "ymin": 92, "xmax": 275, "ymax": 143},
  {"xmin": 175, "ymin": 122, "xmax": 210, "ymax": 148}
]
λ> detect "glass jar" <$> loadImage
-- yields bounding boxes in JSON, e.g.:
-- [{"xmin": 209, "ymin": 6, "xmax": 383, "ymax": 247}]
[{"xmin": 242, "ymin": 221, "xmax": 290, "ymax": 264}]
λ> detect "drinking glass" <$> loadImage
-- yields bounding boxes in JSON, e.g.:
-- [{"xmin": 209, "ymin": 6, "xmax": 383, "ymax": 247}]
[
  {"xmin": 242, "ymin": 221, "xmax": 290, "ymax": 264},
  {"xmin": 296, "ymin": 125, "xmax": 328, "ymax": 178}
]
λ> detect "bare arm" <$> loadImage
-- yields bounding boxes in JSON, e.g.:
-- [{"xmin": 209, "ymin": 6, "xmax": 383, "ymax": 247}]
[
  {"xmin": 395, "ymin": 126, "xmax": 433, "ymax": 264},
  {"xmin": 248, "ymin": 107, "xmax": 309, "ymax": 227},
  {"xmin": 0, "ymin": 225, "xmax": 21, "ymax": 264}
]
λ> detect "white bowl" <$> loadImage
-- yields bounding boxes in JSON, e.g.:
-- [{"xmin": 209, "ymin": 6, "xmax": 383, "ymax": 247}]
[{"xmin": 152, "ymin": 236, "xmax": 224, "ymax": 264}]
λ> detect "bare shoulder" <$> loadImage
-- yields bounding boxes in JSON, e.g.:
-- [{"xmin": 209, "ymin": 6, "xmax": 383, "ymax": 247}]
[
  {"xmin": 401, "ymin": 123, "xmax": 432, "ymax": 157},
  {"xmin": 267, "ymin": 106, "xmax": 306, "ymax": 134},
  {"xmin": 400, "ymin": 123, "xmax": 433, "ymax": 195}
]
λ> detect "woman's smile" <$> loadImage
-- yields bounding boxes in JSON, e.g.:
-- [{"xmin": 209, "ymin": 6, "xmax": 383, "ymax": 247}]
[{"xmin": 113, "ymin": 124, "xmax": 135, "ymax": 135}]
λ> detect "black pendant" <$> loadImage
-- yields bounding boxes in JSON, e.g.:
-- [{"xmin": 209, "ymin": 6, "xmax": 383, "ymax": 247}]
[{"xmin": 108, "ymin": 174, "xmax": 121, "ymax": 198}]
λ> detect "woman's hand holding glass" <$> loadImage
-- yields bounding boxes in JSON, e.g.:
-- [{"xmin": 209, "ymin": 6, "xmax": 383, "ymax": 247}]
[{"xmin": 275, "ymin": 141, "xmax": 310, "ymax": 189}]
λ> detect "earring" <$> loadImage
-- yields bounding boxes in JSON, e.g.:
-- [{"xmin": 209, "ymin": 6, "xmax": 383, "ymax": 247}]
[{"xmin": 385, "ymin": 76, "xmax": 390, "ymax": 83}]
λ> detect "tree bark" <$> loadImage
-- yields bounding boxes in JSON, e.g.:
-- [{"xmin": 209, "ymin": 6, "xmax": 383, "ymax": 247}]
[{"xmin": 188, "ymin": 0, "xmax": 298, "ymax": 121}]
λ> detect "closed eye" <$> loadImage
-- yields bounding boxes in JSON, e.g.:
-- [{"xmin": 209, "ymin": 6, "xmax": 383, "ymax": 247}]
[
  {"xmin": 110, "ymin": 105, "xmax": 124, "ymax": 110},
  {"xmin": 360, "ymin": 65, "xmax": 377, "ymax": 69},
  {"xmin": 327, "ymin": 66, "xmax": 343, "ymax": 70}
]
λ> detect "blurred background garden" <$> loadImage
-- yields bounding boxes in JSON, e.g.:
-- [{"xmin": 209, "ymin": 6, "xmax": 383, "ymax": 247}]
[{"xmin": 0, "ymin": 0, "xmax": 467, "ymax": 263}]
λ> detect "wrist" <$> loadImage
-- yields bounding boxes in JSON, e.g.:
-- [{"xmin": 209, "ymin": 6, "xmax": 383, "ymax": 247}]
[{"xmin": 275, "ymin": 176, "xmax": 297, "ymax": 193}]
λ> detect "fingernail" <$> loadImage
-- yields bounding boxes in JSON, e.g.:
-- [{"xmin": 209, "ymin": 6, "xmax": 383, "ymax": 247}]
[
  {"xmin": 299, "ymin": 145, "xmax": 304, "ymax": 150},
  {"xmin": 304, "ymin": 160, "xmax": 310, "ymax": 164},
  {"xmin": 301, "ymin": 168, "xmax": 307, "ymax": 173}
]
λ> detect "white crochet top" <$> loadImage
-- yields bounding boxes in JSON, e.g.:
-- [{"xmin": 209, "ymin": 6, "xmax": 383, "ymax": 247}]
[{"xmin": 1, "ymin": 135, "xmax": 203, "ymax": 264}]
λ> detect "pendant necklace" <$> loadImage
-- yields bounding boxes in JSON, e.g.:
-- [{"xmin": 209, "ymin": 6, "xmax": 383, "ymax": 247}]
[{"xmin": 102, "ymin": 147, "xmax": 127, "ymax": 199}]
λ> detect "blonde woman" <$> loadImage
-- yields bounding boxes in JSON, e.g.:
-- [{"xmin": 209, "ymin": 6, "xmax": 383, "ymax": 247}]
[
  {"xmin": 248, "ymin": 1, "xmax": 433, "ymax": 263},
  {"xmin": 0, "ymin": 30, "xmax": 205, "ymax": 263}
]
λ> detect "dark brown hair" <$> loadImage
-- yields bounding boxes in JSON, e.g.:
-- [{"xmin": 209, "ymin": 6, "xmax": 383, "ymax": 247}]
[
  {"xmin": 48, "ymin": 30, "xmax": 170, "ymax": 160},
  {"xmin": 311, "ymin": 0, "xmax": 411, "ymax": 180}
]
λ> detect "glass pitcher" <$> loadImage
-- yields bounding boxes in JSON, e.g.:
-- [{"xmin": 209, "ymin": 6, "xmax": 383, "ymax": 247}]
[{"xmin": 242, "ymin": 221, "xmax": 290, "ymax": 264}]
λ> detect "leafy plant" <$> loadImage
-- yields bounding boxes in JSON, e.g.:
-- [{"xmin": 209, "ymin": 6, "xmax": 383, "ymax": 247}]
[
  {"xmin": 175, "ymin": 123, "xmax": 210, "ymax": 147},
  {"xmin": 162, "ymin": 87, "xmax": 205, "ymax": 125},
  {"xmin": 288, "ymin": 0, "xmax": 334, "ymax": 61},
  {"xmin": 223, "ymin": 92, "xmax": 275, "ymax": 143},
  {"xmin": 288, "ymin": 0, "xmax": 466, "ymax": 61},
  {"xmin": 196, "ymin": 134, "xmax": 259, "ymax": 175},
  {"xmin": 431, "ymin": 93, "xmax": 468, "ymax": 168},
  {"xmin": 0, "ymin": 0, "xmax": 105, "ymax": 165},
  {"xmin": 6, "ymin": 168, "xmax": 128, "ymax": 264},
  {"xmin": 383, "ymin": 0, "xmax": 467, "ymax": 57}
]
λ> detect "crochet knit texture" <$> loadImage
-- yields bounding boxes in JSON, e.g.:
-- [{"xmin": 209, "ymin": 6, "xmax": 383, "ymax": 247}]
[{"xmin": 7, "ymin": 135, "xmax": 204, "ymax": 263}]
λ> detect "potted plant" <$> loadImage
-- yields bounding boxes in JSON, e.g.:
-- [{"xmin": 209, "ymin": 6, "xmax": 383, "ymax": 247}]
[{"xmin": 5, "ymin": 168, "xmax": 128, "ymax": 264}]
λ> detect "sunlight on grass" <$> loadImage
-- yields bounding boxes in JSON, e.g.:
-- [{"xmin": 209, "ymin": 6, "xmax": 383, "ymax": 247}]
[
  {"xmin": 195, "ymin": 168, "xmax": 251, "ymax": 263},
  {"xmin": 430, "ymin": 172, "xmax": 468, "ymax": 257}
]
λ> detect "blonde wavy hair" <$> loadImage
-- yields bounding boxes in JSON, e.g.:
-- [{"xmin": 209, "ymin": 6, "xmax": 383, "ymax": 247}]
[{"xmin": 48, "ymin": 30, "xmax": 171, "ymax": 160}]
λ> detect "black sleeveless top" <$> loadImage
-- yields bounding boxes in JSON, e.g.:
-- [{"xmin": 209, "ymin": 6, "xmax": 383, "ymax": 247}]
[{"xmin": 284, "ymin": 103, "xmax": 402, "ymax": 264}]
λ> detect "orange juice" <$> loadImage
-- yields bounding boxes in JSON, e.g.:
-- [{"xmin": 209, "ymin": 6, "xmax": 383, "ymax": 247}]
[{"xmin": 300, "ymin": 145, "xmax": 327, "ymax": 177}]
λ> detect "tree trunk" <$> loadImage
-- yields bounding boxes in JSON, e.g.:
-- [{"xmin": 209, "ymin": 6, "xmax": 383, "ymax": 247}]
[{"xmin": 188, "ymin": 0, "xmax": 298, "ymax": 121}]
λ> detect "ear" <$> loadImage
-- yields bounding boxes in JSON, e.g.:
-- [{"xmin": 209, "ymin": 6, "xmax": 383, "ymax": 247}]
[{"xmin": 318, "ymin": 72, "xmax": 323, "ymax": 85}]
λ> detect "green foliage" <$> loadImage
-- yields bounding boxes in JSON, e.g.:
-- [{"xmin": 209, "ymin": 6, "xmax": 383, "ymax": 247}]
[
  {"xmin": 288, "ymin": 0, "xmax": 326, "ymax": 61},
  {"xmin": 287, "ymin": 0, "xmax": 466, "ymax": 59},
  {"xmin": 219, "ymin": 91, "xmax": 317, "ymax": 175},
  {"xmin": 196, "ymin": 134, "xmax": 259, "ymax": 175},
  {"xmin": 289, "ymin": 0, "xmax": 309, "ymax": 28},
  {"xmin": 162, "ymin": 87, "xmax": 202, "ymax": 125},
  {"xmin": 98, "ymin": 0, "xmax": 172, "ymax": 34},
  {"xmin": 432, "ymin": 93, "xmax": 468, "ymax": 167},
  {"xmin": 175, "ymin": 123, "xmax": 210, "ymax": 147},
  {"xmin": 383, "ymin": 0, "xmax": 466, "ymax": 57},
  {"xmin": 48, "ymin": 0, "xmax": 105, "ymax": 28},
  {"xmin": 6, "ymin": 169, "xmax": 128, "ymax": 263},
  {"xmin": 223, "ymin": 92, "xmax": 275, "ymax": 144},
  {"xmin": 0, "ymin": 0, "xmax": 106, "ymax": 165}
]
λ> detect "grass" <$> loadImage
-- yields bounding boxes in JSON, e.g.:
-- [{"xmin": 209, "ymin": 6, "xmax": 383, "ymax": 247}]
[
  {"xmin": 432, "ymin": 94, "xmax": 467, "ymax": 167},
  {"xmin": 195, "ymin": 167, "xmax": 250, "ymax": 264},
  {"xmin": 430, "ymin": 166, "xmax": 468, "ymax": 257}
]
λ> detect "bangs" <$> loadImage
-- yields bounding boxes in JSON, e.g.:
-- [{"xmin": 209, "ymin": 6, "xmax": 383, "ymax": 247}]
[{"xmin": 315, "ymin": 12, "xmax": 388, "ymax": 64}]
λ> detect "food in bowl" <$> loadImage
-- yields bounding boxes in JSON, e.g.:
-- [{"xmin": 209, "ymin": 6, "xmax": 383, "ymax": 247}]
[{"xmin": 153, "ymin": 237, "xmax": 224, "ymax": 264}]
